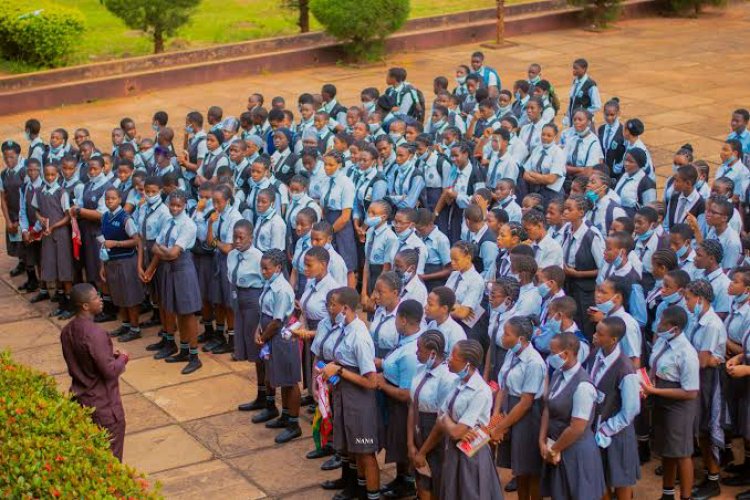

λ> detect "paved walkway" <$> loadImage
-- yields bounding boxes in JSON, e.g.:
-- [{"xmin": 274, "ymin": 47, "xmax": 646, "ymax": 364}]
[{"xmin": 1, "ymin": 4, "xmax": 750, "ymax": 499}]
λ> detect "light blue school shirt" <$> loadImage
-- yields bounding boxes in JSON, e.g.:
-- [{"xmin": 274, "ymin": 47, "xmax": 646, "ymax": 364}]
[
  {"xmin": 608, "ymin": 306, "xmax": 642, "ymax": 359},
  {"xmin": 725, "ymin": 300, "xmax": 750, "ymax": 344},
  {"xmin": 138, "ymin": 198, "xmax": 171, "ymax": 241},
  {"xmin": 498, "ymin": 343, "xmax": 545, "ymax": 399},
  {"xmin": 702, "ymin": 268, "xmax": 732, "ymax": 314},
  {"xmin": 382, "ymin": 331, "xmax": 422, "ymax": 388},
  {"xmin": 324, "ymin": 243, "xmax": 348, "ymax": 286},
  {"xmin": 311, "ymin": 317, "xmax": 343, "ymax": 361},
  {"xmin": 332, "ymin": 317, "xmax": 377, "ymax": 375},
  {"xmin": 649, "ymin": 333, "xmax": 699, "ymax": 390},
  {"xmin": 421, "ymin": 226, "xmax": 451, "ymax": 266},
  {"xmin": 589, "ymin": 345, "xmax": 640, "ymax": 437},
  {"xmin": 352, "ymin": 168, "xmax": 388, "ymax": 220},
  {"xmin": 685, "ymin": 308, "xmax": 727, "ymax": 361},
  {"xmin": 441, "ymin": 371, "xmax": 493, "ymax": 427},
  {"xmin": 445, "ymin": 267, "xmax": 484, "ymax": 311},
  {"xmin": 286, "ymin": 193, "xmax": 321, "ymax": 229},
  {"xmin": 300, "ymin": 274, "xmax": 339, "ymax": 322},
  {"xmin": 156, "ymin": 211, "xmax": 196, "ymax": 251},
  {"xmin": 365, "ymin": 223, "xmax": 397, "ymax": 266},
  {"xmin": 486, "ymin": 150, "xmax": 518, "ymax": 190},
  {"xmin": 410, "ymin": 362, "xmax": 458, "ymax": 413},
  {"xmin": 388, "ymin": 229, "xmax": 427, "ymax": 274},
  {"xmin": 371, "ymin": 304, "xmax": 399, "ymax": 353},
  {"xmin": 259, "ymin": 273, "xmax": 295, "ymax": 321},
  {"xmin": 495, "ymin": 197, "xmax": 522, "ymax": 223},
  {"xmin": 319, "ymin": 171, "xmax": 355, "ymax": 211},
  {"xmin": 391, "ymin": 160, "xmax": 425, "ymax": 209},
  {"xmin": 292, "ymin": 232, "xmax": 312, "ymax": 275},
  {"xmin": 253, "ymin": 210, "xmax": 286, "ymax": 251},
  {"xmin": 524, "ymin": 143, "xmax": 566, "ymax": 193},
  {"xmin": 705, "ymin": 225, "xmax": 742, "ymax": 271},
  {"xmin": 548, "ymin": 363, "xmax": 597, "ymax": 420},
  {"xmin": 226, "ymin": 246, "xmax": 264, "ymax": 288},
  {"xmin": 214, "ymin": 205, "xmax": 243, "ymax": 245},
  {"xmin": 516, "ymin": 283, "xmax": 543, "ymax": 317},
  {"xmin": 427, "ymin": 317, "xmax": 466, "ymax": 355}
]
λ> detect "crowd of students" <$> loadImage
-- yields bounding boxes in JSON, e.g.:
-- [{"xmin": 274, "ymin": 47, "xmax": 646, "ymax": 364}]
[{"xmin": 3, "ymin": 50, "xmax": 750, "ymax": 500}]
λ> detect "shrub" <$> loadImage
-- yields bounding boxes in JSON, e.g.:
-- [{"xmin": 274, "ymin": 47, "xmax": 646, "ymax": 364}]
[
  {"xmin": 0, "ymin": 1, "xmax": 85, "ymax": 68},
  {"xmin": 310, "ymin": 0, "xmax": 410, "ymax": 62},
  {"xmin": 661, "ymin": 0, "xmax": 725, "ymax": 16},
  {"xmin": 100, "ymin": 0, "xmax": 201, "ymax": 54},
  {"xmin": 0, "ymin": 351, "xmax": 160, "ymax": 499},
  {"xmin": 567, "ymin": 0, "xmax": 621, "ymax": 28}
]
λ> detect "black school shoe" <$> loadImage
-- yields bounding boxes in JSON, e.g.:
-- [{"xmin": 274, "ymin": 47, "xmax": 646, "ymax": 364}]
[
  {"xmin": 737, "ymin": 489, "xmax": 750, "ymax": 500},
  {"xmin": 146, "ymin": 336, "xmax": 168, "ymax": 352},
  {"xmin": 275, "ymin": 423, "xmax": 302, "ymax": 444},
  {"xmin": 238, "ymin": 393, "xmax": 267, "ymax": 412},
  {"xmin": 306, "ymin": 445, "xmax": 335, "ymax": 460},
  {"xmin": 10, "ymin": 262, "xmax": 25, "ymax": 277},
  {"xmin": 300, "ymin": 394, "xmax": 315, "ymax": 406},
  {"xmin": 504, "ymin": 476, "xmax": 518, "ymax": 492},
  {"xmin": 181, "ymin": 354, "xmax": 202, "ymax": 375},
  {"xmin": 381, "ymin": 477, "xmax": 415, "ymax": 499},
  {"xmin": 153, "ymin": 340, "xmax": 178, "ymax": 360},
  {"xmin": 251, "ymin": 405, "xmax": 279, "ymax": 424},
  {"xmin": 165, "ymin": 347, "xmax": 190, "ymax": 363},
  {"xmin": 321, "ymin": 453, "xmax": 342, "ymax": 471},
  {"xmin": 118, "ymin": 329, "xmax": 142, "ymax": 343},
  {"xmin": 693, "ymin": 479, "xmax": 721, "ymax": 499},
  {"xmin": 109, "ymin": 324, "xmax": 130, "ymax": 338},
  {"xmin": 30, "ymin": 291, "xmax": 50, "ymax": 303},
  {"xmin": 265, "ymin": 414, "xmax": 290, "ymax": 429}
]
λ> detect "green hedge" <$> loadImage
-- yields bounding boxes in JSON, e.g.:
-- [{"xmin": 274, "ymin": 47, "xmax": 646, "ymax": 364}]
[
  {"xmin": 310, "ymin": 0, "xmax": 410, "ymax": 61},
  {"xmin": 0, "ymin": 1, "xmax": 85, "ymax": 68},
  {"xmin": 0, "ymin": 351, "xmax": 160, "ymax": 499}
]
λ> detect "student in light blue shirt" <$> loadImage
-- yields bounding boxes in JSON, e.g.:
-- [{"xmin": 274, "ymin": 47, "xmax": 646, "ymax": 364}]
[
  {"xmin": 361, "ymin": 201, "xmax": 397, "ymax": 302},
  {"xmin": 320, "ymin": 151, "xmax": 358, "ymax": 275},
  {"xmin": 243, "ymin": 156, "xmax": 288, "ymax": 224},
  {"xmin": 414, "ymin": 208, "xmax": 452, "ymax": 290},
  {"xmin": 388, "ymin": 208, "xmax": 427, "ymax": 275},
  {"xmin": 409, "ymin": 330, "xmax": 458, "ymax": 499},
  {"xmin": 725, "ymin": 268, "xmax": 750, "ymax": 351},
  {"xmin": 378, "ymin": 300, "xmax": 424, "ymax": 489},
  {"xmin": 705, "ymin": 196, "xmax": 742, "ymax": 271},
  {"xmin": 285, "ymin": 175, "xmax": 321, "ymax": 236},
  {"xmin": 445, "ymin": 241, "xmax": 484, "ymax": 334},
  {"xmin": 310, "ymin": 221, "xmax": 349, "ymax": 286},
  {"xmin": 257, "ymin": 249, "xmax": 301, "ymax": 443},
  {"xmin": 589, "ymin": 277, "xmax": 642, "ymax": 365},
  {"xmin": 715, "ymin": 140, "xmax": 748, "ymax": 200},
  {"xmin": 511, "ymin": 254, "xmax": 543, "ymax": 317},
  {"xmin": 370, "ymin": 271, "xmax": 402, "ymax": 358},
  {"xmin": 289, "ymin": 207, "xmax": 317, "ymax": 298},
  {"xmin": 493, "ymin": 178, "xmax": 522, "ymax": 223},
  {"xmin": 424, "ymin": 287, "xmax": 467, "ymax": 356},
  {"xmin": 668, "ymin": 224, "xmax": 700, "ymax": 280},
  {"xmin": 728, "ymin": 109, "xmax": 750, "ymax": 158},
  {"xmin": 694, "ymin": 239, "xmax": 732, "ymax": 318},
  {"xmin": 252, "ymin": 188, "xmax": 287, "ymax": 252},
  {"xmin": 388, "ymin": 143, "xmax": 425, "ymax": 210},
  {"xmin": 485, "ymin": 129, "xmax": 519, "ymax": 191}
]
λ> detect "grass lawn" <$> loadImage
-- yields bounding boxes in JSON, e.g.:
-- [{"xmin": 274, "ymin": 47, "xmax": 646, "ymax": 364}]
[{"xmin": 7, "ymin": 0, "xmax": 500, "ymax": 70}]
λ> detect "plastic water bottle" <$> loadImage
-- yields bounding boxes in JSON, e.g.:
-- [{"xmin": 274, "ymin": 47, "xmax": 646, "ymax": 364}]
[{"xmin": 317, "ymin": 360, "xmax": 340, "ymax": 385}]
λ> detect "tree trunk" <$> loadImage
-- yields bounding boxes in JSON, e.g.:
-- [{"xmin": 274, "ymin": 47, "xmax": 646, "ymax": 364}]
[
  {"xmin": 153, "ymin": 28, "xmax": 164, "ymax": 54},
  {"xmin": 495, "ymin": 0, "xmax": 505, "ymax": 45},
  {"xmin": 299, "ymin": 0, "xmax": 310, "ymax": 33}
]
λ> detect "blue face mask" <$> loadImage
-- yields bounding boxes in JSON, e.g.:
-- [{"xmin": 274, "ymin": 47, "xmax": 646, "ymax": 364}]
[
  {"xmin": 696, "ymin": 180, "xmax": 705, "ymax": 191},
  {"xmin": 537, "ymin": 282, "xmax": 551, "ymax": 298},
  {"xmin": 585, "ymin": 190, "xmax": 599, "ymax": 204},
  {"xmin": 425, "ymin": 352, "xmax": 438, "ymax": 369},
  {"xmin": 510, "ymin": 341, "xmax": 523, "ymax": 355},
  {"xmin": 397, "ymin": 228, "xmax": 412, "ymax": 241},
  {"xmin": 597, "ymin": 299, "xmax": 615, "ymax": 315},
  {"xmin": 548, "ymin": 353, "xmax": 564, "ymax": 370},
  {"xmin": 184, "ymin": 125, "xmax": 193, "ymax": 134},
  {"xmin": 662, "ymin": 291, "xmax": 681, "ymax": 304},
  {"xmin": 258, "ymin": 207, "xmax": 272, "ymax": 218},
  {"xmin": 675, "ymin": 243, "xmax": 689, "ymax": 259},
  {"xmin": 612, "ymin": 253, "xmax": 623, "ymax": 269},
  {"xmin": 336, "ymin": 312, "xmax": 345, "ymax": 325},
  {"xmin": 364, "ymin": 215, "xmax": 382, "ymax": 228},
  {"xmin": 290, "ymin": 192, "xmax": 304, "ymax": 202},
  {"xmin": 656, "ymin": 329, "xmax": 675, "ymax": 341},
  {"xmin": 692, "ymin": 300, "xmax": 703, "ymax": 317},
  {"xmin": 456, "ymin": 362, "xmax": 471, "ymax": 379},
  {"xmin": 545, "ymin": 315, "xmax": 562, "ymax": 334},
  {"xmin": 638, "ymin": 229, "xmax": 654, "ymax": 242}
]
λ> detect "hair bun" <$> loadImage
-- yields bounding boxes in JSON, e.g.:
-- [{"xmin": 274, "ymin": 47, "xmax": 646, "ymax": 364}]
[
  {"xmin": 610, "ymin": 96, "xmax": 620, "ymax": 103},
  {"xmin": 681, "ymin": 143, "xmax": 693, "ymax": 152}
]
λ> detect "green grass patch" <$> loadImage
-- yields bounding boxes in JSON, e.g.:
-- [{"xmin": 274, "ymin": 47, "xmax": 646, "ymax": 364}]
[{"xmin": 3, "ymin": 0, "xmax": 500, "ymax": 73}]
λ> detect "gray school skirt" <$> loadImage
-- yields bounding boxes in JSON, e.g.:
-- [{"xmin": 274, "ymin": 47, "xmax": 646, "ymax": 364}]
[
  {"xmin": 600, "ymin": 423, "xmax": 640, "ymax": 488},
  {"xmin": 325, "ymin": 209, "xmax": 358, "ymax": 272},
  {"xmin": 80, "ymin": 223, "xmax": 101, "ymax": 283},
  {"xmin": 739, "ymin": 365, "xmax": 750, "ymax": 441},
  {"xmin": 209, "ymin": 252, "xmax": 232, "ymax": 308},
  {"xmin": 541, "ymin": 429, "xmax": 605, "ymax": 500},
  {"xmin": 143, "ymin": 241, "xmax": 160, "ymax": 301},
  {"xmin": 40, "ymin": 227, "xmax": 74, "ymax": 282},
  {"xmin": 333, "ymin": 365, "xmax": 379, "ymax": 454},
  {"xmin": 653, "ymin": 378, "xmax": 696, "ymax": 458},
  {"xmin": 193, "ymin": 253, "xmax": 214, "ymax": 303},
  {"xmin": 694, "ymin": 366, "xmax": 721, "ymax": 436},
  {"xmin": 384, "ymin": 392, "xmax": 409, "ymax": 464},
  {"xmin": 415, "ymin": 411, "xmax": 442, "ymax": 497},
  {"xmin": 262, "ymin": 313, "xmax": 302, "ymax": 388},
  {"xmin": 105, "ymin": 255, "xmax": 145, "ymax": 308},
  {"xmin": 441, "ymin": 435, "xmax": 504, "ymax": 500},
  {"xmin": 234, "ymin": 287, "xmax": 261, "ymax": 362},
  {"xmin": 6, "ymin": 231, "xmax": 21, "ymax": 258},
  {"xmin": 159, "ymin": 252, "xmax": 202, "ymax": 315},
  {"xmin": 496, "ymin": 396, "xmax": 543, "ymax": 476}
]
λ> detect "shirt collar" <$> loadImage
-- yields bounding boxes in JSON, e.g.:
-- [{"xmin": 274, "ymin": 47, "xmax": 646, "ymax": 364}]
[
  {"xmin": 595, "ymin": 344, "xmax": 621, "ymax": 368},
  {"xmin": 560, "ymin": 362, "xmax": 582, "ymax": 382},
  {"xmin": 471, "ymin": 224, "xmax": 488, "ymax": 242},
  {"xmin": 705, "ymin": 267, "xmax": 724, "ymax": 281},
  {"xmin": 108, "ymin": 206, "xmax": 124, "ymax": 217},
  {"xmin": 42, "ymin": 181, "xmax": 61, "ymax": 194},
  {"xmin": 398, "ymin": 331, "xmax": 421, "ymax": 347}
]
